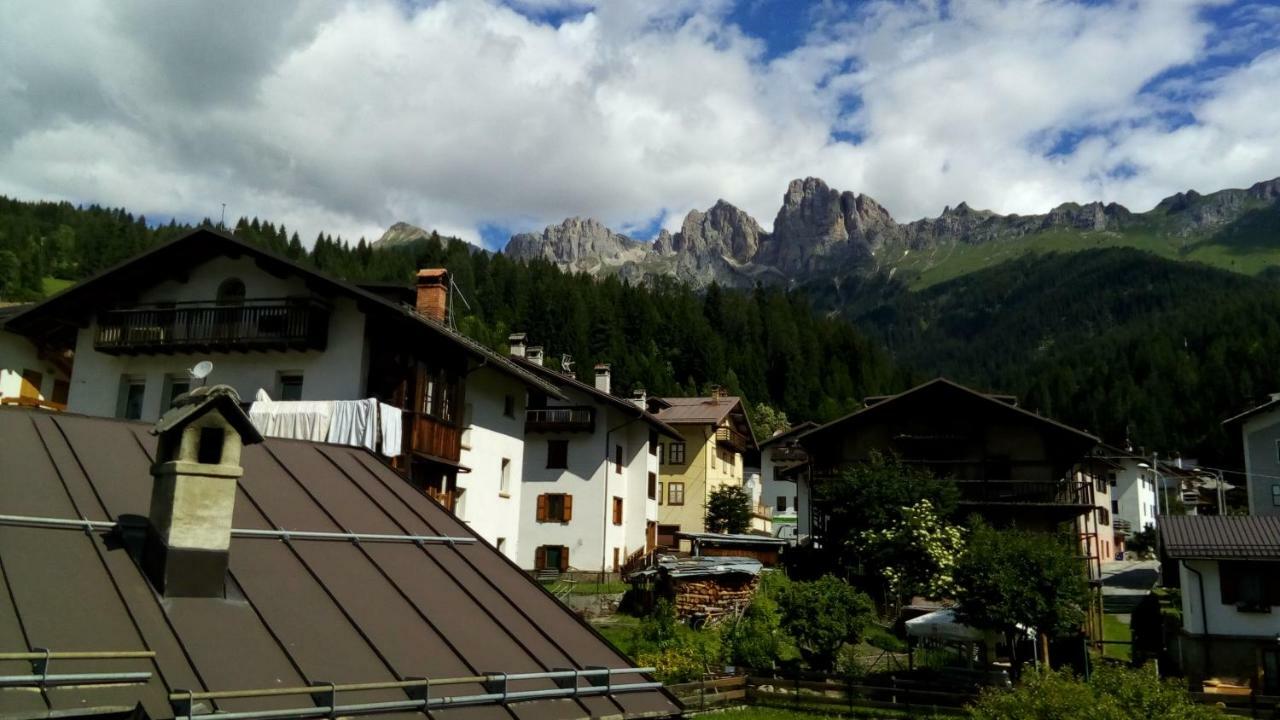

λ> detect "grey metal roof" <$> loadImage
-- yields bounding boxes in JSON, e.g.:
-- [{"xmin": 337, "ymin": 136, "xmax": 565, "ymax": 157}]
[
  {"xmin": 1160, "ymin": 515, "xmax": 1280, "ymax": 559},
  {"xmin": 0, "ymin": 406, "xmax": 677, "ymax": 719},
  {"xmin": 674, "ymin": 532, "xmax": 789, "ymax": 547},
  {"xmin": 628, "ymin": 556, "xmax": 763, "ymax": 580}
]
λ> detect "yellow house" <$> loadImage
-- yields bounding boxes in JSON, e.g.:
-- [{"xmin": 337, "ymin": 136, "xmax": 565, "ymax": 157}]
[{"xmin": 653, "ymin": 392, "xmax": 758, "ymax": 544}]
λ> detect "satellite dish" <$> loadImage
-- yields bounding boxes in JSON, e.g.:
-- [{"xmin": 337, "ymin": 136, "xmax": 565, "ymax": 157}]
[{"xmin": 189, "ymin": 361, "xmax": 214, "ymax": 382}]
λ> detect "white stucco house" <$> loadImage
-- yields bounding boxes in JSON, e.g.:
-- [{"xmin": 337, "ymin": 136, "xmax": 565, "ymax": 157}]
[
  {"xmin": 4, "ymin": 228, "xmax": 559, "ymax": 563},
  {"xmin": 758, "ymin": 421, "xmax": 817, "ymax": 534},
  {"xmin": 506, "ymin": 335, "xmax": 682, "ymax": 575},
  {"xmin": 1225, "ymin": 396, "xmax": 1280, "ymax": 516},
  {"xmin": 0, "ymin": 304, "xmax": 70, "ymax": 410},
  {"xmin": 1162, "ymin": 515, "xmax": 1280, "ymax": 693}
]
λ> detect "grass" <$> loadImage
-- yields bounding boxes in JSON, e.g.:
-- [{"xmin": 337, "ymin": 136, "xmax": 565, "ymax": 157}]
[
  {"xmin": 41, "ymin": 276, "xmax": 74, "ymax": 296},
  {"xmin": 590, "ymin": 614, "xmax": 641, "ymax": 653},
  {"xmin": 566, "ymin": 579, "xmax": 628, "ymax": 595},
  {"xmin": 1101, "ymin": 614, "xmax": 1132, "ymax": 662}
]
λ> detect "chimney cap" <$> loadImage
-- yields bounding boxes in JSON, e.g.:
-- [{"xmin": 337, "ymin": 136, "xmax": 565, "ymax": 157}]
[
  {"xmin": 595, "ymin": 363, "xmax": 610, "ymax": 372},
  {"xmin": 151, "ymin": 384, "xmax": 263, "ymax": 445},
  {"xmin": 508, "ymin": 332, "xmax": 527, "ymax": 342},
  {"xmin": 416, "ymin": 268, "xmax": 448, "ymax": 285}
]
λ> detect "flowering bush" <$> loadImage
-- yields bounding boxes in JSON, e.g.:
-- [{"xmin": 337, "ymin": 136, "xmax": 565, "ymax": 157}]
[{"xmin": 858, "ymin": 498, "xmax": 965, "ymax": 602}]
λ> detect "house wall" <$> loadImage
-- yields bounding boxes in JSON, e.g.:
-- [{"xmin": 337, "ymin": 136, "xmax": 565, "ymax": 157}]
[
  {"xmin": 761, "ymin": 451, "xmax": 799, "ymax": 524},
  {"xmin": 1111, "ymin": 458, "xmax": 1158, "ymax": 533},
  {"xmin": 1076, "ymin": 468, "xmax": 1116, "ymax": 565},
  {"xmin": 66, "ymin": 257, "xmax": 368, "ymax": 421},
  {"xmin": 1243, "ymin": 410, "xmax": 1280, "ymax": 516},
  {"xmin": 1178, "ymin": 559, "xmax": 1280, "ymax": 637},
  {"xmin": 657, "ymin": 424, "xmax": 744, "ymax": 536},
  {"xmin": 456, "ymin": 366, "xmax": 525, "ymax": 562},
  {"xmin": 516, "ymin": 392, "xmax": 657, "ymax": 571},
  {"xmin": 0, "ymin": 329, "xmax": 64, "ymax": 402}
]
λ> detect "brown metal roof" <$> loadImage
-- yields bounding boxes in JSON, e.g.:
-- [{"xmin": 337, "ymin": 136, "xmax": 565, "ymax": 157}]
[
  {"xmin": 654, "ymin": 397, "xmax": 740, "ymax": 425},
  {"xmin": 0, "ymin": 406, "xmax": 677, "ymax": 719},
  {"xmin": 1160, "ymin": 515, "xmax": 1280, "ymax": 559}
]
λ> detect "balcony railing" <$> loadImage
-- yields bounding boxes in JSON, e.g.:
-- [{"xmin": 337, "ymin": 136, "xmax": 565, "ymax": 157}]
[
  {"xmin": 94, "ymin": 297, "xmax": 329, "ymax": 354},
  {"xmin": 526, "ymin": 406, "xmax": 595, "ymax": 433},
  {"xmin": 955, "ymin": 479, "xmax": 1091, "ymax": 506},
  {"xmin": 770, "ymin": 445, "xmax": 808, "ymax": 463},
  {"xmin": 716, "ymin": 425, "xmax": 750, "ymax": 451}
]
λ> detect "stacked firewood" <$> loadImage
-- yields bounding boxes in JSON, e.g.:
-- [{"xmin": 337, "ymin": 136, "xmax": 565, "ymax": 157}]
[{"xmin": 672, "ymin": 576, "xmax": 759, "ymax": 622}]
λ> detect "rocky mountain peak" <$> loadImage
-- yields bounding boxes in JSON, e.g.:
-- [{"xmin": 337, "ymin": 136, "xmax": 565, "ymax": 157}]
[
  {"xmin": 504, "ymin": 216, "xmax": 643, "ymax": 271},
  {"xmin": 374, "ymin": 221, "xmax": 435, "ymax": 248}
]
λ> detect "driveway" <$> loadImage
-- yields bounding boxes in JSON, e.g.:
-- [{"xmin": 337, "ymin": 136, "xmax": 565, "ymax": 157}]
[{"xmin": 1099, "ymin": 559, "xmax": 1160, "ymax": 616}]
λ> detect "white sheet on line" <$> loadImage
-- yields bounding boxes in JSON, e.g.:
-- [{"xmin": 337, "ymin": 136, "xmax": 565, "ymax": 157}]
[
  {"xmin": 327, "ymin": 399, "xmax": 378, "ymax": 452},
  {"xmin": 378, "ymin": 402, "xmax": 403, "ymax": 457},
  {"xmin": 248, "ymin": 400, "xmax": 334, "ymax": 442}
]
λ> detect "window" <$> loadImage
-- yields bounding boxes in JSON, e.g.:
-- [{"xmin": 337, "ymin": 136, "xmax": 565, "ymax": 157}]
[
  {"xmin": 668, "ymin": 442, "xmax": 686, "ymax": 465},
  {"xmin": 613, "ymin": 497, "xmax": 623, "ymax": 525},
  {"xmin": 649, "ymin": 430, "xmax": 658, "ymax": 455},
  {"xmin": 536, "ymin": 545, "xmax": 569, "ymax": 571},
  {"xmin": 547, "ymin": 440, "xmax": 569, "ymax": 469},
  {"xmin": 1219, "ymin": 561, "xmax": 1280, "ymax": 609},
  {"xmin": 162, "ymin": 375, "xmax": 190, "ymax": 410},
  {"xmin": 776, "ymin": 495, "xmax": 787, "ymax": 511},
  {"xmin": 419, "ymin": 366, "xmax": 460, "ymax": 424},
  {"xmin": 1094, "ymin": 475, "xmax": 1107, "ymax": 493},
  {"xmin": 658, "ymin": 443, "xmax": 665, "ymax": 465},
  {"xmin": 537, "ymin": 493, "xmax": 572, "ymax": 522},
  {"xmin": 717, "ymin": 447, "xmax": 734, "ymax": 474},
  {"xmin": 615, "ymin": 444, "xmax": 623, "ymax": 474},
  {"xmin": 667, "ymin": 482, "xmax": 685, "ymax": 506},
  {"xmin": 503, "ymin": 394, "xmax": 515, "ymax": 418},
  {"xmin": 648, "ymin": 472, "xmax": 657, "ymax": 500},
  {"xmin": 499, "ymin": 458, "xmax": 511, "ymax": 496},
  {"xmin": 658, "ymin": 482, "xmax": 664, "ymax": 505},
  {"xmin": 216, "ymin": 278, "xmax": 246, "ymax": 305},
  {"xmin": 117, "ymin": 376, "xmax": 146, "ymax": 420},
  {"xmin": 1111, "ymin": 499, "xmax": 1119, "ymax": 514},
  {"xmin": 1096, "ymin": 507, "xmax": 1110, "ymax": 525},
  {"xmin": 1272, "ymin": 484, "xmax": 1280, "ymax": 507},
  {"xmin": 1108, "ymin": 471, "xmax": 1117, "ymax": 487},
  {"xmin": 278, "ymin": 373, "xmax": 304, "ymax": 401},
  {"xmin": 793, "ymin": 495, "xmax": 798, "ymax": 510}
]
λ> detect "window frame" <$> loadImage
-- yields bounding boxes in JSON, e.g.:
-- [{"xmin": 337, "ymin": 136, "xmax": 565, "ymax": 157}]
[
  {"xmin": 117, "ymin": 375, "xmax": 146, "ymax": 420},
  {"xmin": 667, "ymin": 481, "xmax": 685, "ymax": 506},
  {"xmin": 612, "ymin": 496, "xmax": 623, "ymax": 526},
  {"xmin": 648, "ymin": 472, "xmax": 657, "ymax": 500},
  {"xmin": 499, "ymin": 457, "xmax": 511, "ymax": 496},
  {"xmin": 547, "ymin": 439, "xmax": 569, "ymax": 469},
  {"xmin": 615, "ymin": 444, "xmax": 623, "ymax": 474},
  {"xmin": 668, "ymin": 442, "xmax": 686, "ymax": 465},
  {"xmin": 278, "ymin": 372, "xmax": 304, "ymax": 401}
]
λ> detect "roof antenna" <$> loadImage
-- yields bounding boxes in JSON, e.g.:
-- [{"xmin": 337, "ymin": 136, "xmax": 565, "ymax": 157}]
[{"xmin": 447, "ymin": 276, "xmax": 471, "ymax": 330}]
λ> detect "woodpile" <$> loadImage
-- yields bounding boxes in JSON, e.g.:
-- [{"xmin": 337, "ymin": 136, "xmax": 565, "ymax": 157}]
[{"xmin": 672, "ymin": 575, "xmax": 759, "ymax": 623}]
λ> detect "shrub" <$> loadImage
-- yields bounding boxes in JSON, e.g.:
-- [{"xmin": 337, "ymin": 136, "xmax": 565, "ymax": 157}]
[
  {"xmin": 778, "ymin": 576, "xmax": 874, "ymax": 671},
  {"xmin": 968, "ymin": 664, "xmax": 1220, "ymax": 720}
]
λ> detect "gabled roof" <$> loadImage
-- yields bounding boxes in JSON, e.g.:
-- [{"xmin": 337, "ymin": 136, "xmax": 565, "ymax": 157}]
[
  {"xmin": 4, "ymin": 228, "xmax": 563, "ymax": 400},
  {"xmin": 796, "ymin": 377, "xmax": 1099, "ymax": 447},
  {"xmin": 655, "ymin": 396, "xmax": 741, "ymax": 425},
  {"xmin": 151, "ymin": 384, "xmax": 263, "ymax": 444},
  {"xmin": 1161, "ymin": 515, "xmax": 1280, "ymax": 560},
  {"xmin": 510, "ymin": 356, "xmax": 682, "ymax": 440},
  {"xmin": 1222, "ymin": 394, "xmax": 1280, "ymax": 426},
  {"xmin": 0, "ymin": 406, "xmax": 677, "ymax": 719},
  {"xmin": 759, "ymin": 421, "xmax": 819, "ymax": 449}
]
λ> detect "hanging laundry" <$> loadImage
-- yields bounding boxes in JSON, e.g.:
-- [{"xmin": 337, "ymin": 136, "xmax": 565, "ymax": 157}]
[
  {"xmin": 248, "ymin": 400, "xmax": 334, "ymax": 442},
  {"xmin": 379, "ymin": 402, "xmax": 403, "ymax": 457},
  {"xmin": 327, "ymin": 399, "xmax": 378, "ymax": 452}
]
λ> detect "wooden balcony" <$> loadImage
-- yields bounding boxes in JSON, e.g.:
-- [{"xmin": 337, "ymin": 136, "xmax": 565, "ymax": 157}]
[
  {"xmin": 94, "ymin": 297, "xmax": 329, "ymax": 355},
  {"xmin": 770, "ymin": 445, "xmax": 808, "ymax": 463},
  {"xmin": 955, "ymin": 479, "xmax": 1091, "ymax": 507},
  {"xmin": 716, "ymin": 425, "xmax": 750, "ymax": 451},
  {"xmin": 525, "ymin": 406, "xmax": 595, "ymax": 433},
  {"xmin": 412, "ymin": 414, "xmax": 461, "ymax": 462}
]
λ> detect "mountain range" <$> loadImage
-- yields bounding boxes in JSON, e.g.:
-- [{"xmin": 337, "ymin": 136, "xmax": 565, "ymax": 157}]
[{"xmin": 495, "ymin": 176, "xmax": 1280, "ymax": 290}]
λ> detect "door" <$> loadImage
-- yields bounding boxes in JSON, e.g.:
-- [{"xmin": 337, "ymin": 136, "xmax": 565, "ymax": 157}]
[{"xmin": 1263, "ymin": 647, "xmax": 1280, "ymax": 695}]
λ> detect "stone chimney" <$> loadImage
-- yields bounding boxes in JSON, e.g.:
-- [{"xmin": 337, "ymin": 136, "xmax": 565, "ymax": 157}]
[
  {"xmin": 631, "ymin": 387, "xmax": 647, "ymax": 408},
  {"xmin": 526, "ymin": 346, "xmax": 544, "ymax": 366},
  {"xmin": 508, "ymin": 332, "xmax": 527, "ymax": 359},
  {"xmin": 594, "ymin": 363, "xmax": 611, "ymax": 395},
  {"xmin": 143, "ymin": 385, "xmax": 263, "ymax": 598},
  {"xmin": 415, "ymin": 269, "xmax": 449, "ymax": 322}
]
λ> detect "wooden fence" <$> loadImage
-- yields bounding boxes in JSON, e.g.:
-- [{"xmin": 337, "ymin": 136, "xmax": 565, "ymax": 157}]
[
  {"xmin": 1190, "ymin": 691, "xmax": 1280, "ymax": 718},
  {"xmin": 668, "ymin": 672, "xmax": 977, "ymax": 716}
]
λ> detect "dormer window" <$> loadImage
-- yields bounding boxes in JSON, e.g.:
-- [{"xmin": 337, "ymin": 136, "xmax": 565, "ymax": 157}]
[{"xmin": 216, "ymin": 278, "xmax": 246, "ymax": 305}]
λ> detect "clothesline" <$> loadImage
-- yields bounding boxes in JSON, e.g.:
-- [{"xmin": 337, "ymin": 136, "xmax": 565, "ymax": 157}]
[{"xmin": 248, "ymin": 391, "xmax": 402, "ymax": 457}]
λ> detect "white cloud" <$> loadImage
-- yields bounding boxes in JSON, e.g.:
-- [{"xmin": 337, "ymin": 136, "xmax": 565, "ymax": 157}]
[{"xmin": 0, "ymin": 0, "xmax": 1274, "ymax": 249}]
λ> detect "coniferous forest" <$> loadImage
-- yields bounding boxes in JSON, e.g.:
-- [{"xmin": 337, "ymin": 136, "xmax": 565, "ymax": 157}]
[{"xmin": 2, "ymin": 194, "xmax": 1279, "ymax": 464}]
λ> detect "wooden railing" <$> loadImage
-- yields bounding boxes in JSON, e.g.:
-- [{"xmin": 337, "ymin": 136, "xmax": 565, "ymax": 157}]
[
  {"xmin": 526, "ymin": 406, "xmax": 595, "ymax": 433},
  {"xmin": 413, "ymin": 414, "xmax": 461, "ymax": 462},
  {"xmin": 95, "ymin": 297, "xmax": 329, "ymax": 354},
  {"xmin": 0, "ymin": 396, "xmax": 66, "ymax": 412},
  {"xmin": 769, "ymin": 445, "xmax": 808, "ymax": 463},
  {"xmin": 716, "ymin": 425, "xmax": 750, "ymax": 451},
  {"xmin": 424, "ymin": 486, "xmax": 458, "ymax": 512},
  {"xmin": 954, "ymin": 479, "xmax": 1091, "ymax": 506}
]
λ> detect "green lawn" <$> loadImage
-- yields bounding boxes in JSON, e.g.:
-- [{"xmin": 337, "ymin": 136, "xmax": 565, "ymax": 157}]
[
  {"xmin": 1101, "ymin": 614, "xmax": 1132, "ymax": 662},
  {"xmin": 41, "ymin": 276, "xmax": 74, "ymax": 296},
  {"xmin": 590, "ymin": 614, "xmax": 640, "ymax": 653}
]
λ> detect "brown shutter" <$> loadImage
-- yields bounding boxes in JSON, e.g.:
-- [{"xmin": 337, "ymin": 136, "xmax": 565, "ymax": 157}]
[
  {"xmin": 536, "ymin": 494, "xmax": 547, "ymax": 522},
  {"xmin": 563, "ymin": 494, "xmax": 573, "ymax": 522},
  {"xmin": 535, "ymin": 545, "xmax": 546, "ymax": 570},
  {"xmin": 559, "ymin": 546, "xmax": 570, "ymax": 572}
]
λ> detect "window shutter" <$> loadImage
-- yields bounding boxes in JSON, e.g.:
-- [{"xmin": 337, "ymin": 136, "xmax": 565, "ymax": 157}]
[
  {"xmin": 563, "ymin": 494, "xmax": 573, "ymax": 522},
  {"xmin": 535, "ymin": 545, "xmax": 546, "ymax": 570},
  {"xmin": 536, "ymin": 494, "xmax": 547, "ymax": 522},
  {"xmin": 559, "ymin": 546, "xmax": 570, "ymax": 572}
]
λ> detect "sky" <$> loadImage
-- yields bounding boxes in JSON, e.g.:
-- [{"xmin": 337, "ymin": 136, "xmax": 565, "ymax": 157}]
[{"xmin": 0, "ymin": 0, "xmax": 1277, "ymax": 249}]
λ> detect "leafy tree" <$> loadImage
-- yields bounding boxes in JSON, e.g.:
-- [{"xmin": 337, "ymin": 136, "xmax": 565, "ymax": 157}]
[
  {"xmin": 858, "ymin": 498, "xmax": 965, "ymax": 607},
  {"xmin": 1126, "ymin": 526, "xmax": 1156, "ymax": 557},
  {"xmin": 954, "ymin": 522, "xmax": 1089, "ymax": 665},
  {"xmin": 721, "ymin": 571, "xmax": 790, "ymax": 670},
  {"xmin": 706, "ymin": 485, "xmax": 752, "ymax": 534},
  {"xmin": 748, "ymin": 401, "xmax": 790, "ymax": 441},
  {"xmin": 778, "ymin": 576, "xmax": 874, "ymax": 671},
  {"xmin": 811, "ymin": 452, "xmax": 958, "ymax": 588},
  {"xmin": 968, "ymin": 664, "xmax": 1220, "ymax": 720}
]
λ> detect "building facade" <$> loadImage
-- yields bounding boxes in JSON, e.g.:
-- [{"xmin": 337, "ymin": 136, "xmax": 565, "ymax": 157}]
[
  {"xmin": 456, "ymin": 365, "xmax": 528, "ymax": 562},
  {"xmin": 654, "ymin": 393, "xmax": 759, "ymax": 544},
  {"xmin": 1224, "ymin": 396, "xmax": 1280, "ymax": 516},
  {"xmin": 758, "ymin": 422, "xmax": 817, "ymax": 534},
  {"xmin": 0, "ymin": 304, "xmax": 70, "ymax": 410}
]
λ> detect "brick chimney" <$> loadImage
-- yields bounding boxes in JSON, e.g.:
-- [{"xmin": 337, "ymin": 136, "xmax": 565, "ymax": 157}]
[
  {"xmin": 594, "ymin": 363, "xmax": 611, "ymax": 395},
  {"xmin": 416, "ymin": 269, "xmax": 449, "ymax": 322},
  {"xmin": 143, "ymin": 385, "xmax": 262, "ymax": 598},
  {"xmin": 508, "ymin": 333, "xmax": 527, "ymax": 358}
]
